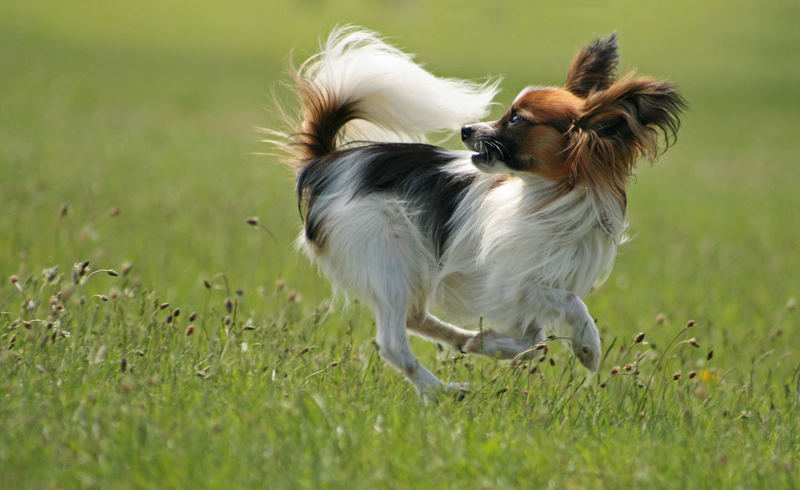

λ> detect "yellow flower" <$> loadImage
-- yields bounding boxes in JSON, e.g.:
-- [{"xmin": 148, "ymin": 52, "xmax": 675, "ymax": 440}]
[{"xmin": 698, "ymin": 369, "xmax": 720, "ymax": 384}]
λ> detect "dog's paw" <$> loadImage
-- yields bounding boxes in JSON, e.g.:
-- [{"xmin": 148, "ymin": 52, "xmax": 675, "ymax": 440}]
[
  {"xmin": 464, "ymin": 330, "xmax": 537, "ymax": 360},
  {"xmin": 421, "ymin": 382, "xmax": 469, "ymax": 402},
  {"xmin": 573, "ymin": 341, "xmax": 601, "ymax": 372}
]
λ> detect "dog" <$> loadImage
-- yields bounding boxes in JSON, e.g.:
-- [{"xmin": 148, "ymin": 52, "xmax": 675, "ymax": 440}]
[{"xmin": 274, "ymin": 27, "xmax": 684, "ymax": 397}]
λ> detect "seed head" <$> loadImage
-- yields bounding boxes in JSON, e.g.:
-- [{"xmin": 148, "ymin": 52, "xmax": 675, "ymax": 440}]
[
  {"xmin": 673, "ymin": 372, "xmax": 682, "ymax": 380},
  {"xmin": 707, "ymin": 349, "xmax": 714, "ymax": 361},
  {"xmin": 110, "ymin": 206, "xmax": 120, "ymax": 216},
  {"xmin": 159, "ymin": 302, "xmax": 170, "ymax": 310},
  {"xmin": 655, "ymin": 313, "xmax": 667, "ymax": 324},
  {"xmin": 185, "ymin": 324, "xmax": 195, "ymax": 336},
  {"xmin": 224, "ymin": 316, "xmax": 231, "ymax": 326},
  {"xmin": 203, "ymin": 280, "xmax": 212, "ymax": 289},
  {"xmin": 611, "ymin": 366, "xmax": 620, "ymax": 375},
  {"xmin": 634, "ymin": 332, "xmax": 646, "ymax": 343},
  {"xmin": 687, "ymin": 320, "xmax": 696, "ymax": 327},
  {"xmin": 59, "ymin": 203, "xmax": 69, "ymax": 217},
  {"xmin": 246, "ymin": 217, "xmax": 259, "ymax": 226},
  {"xmin": 107, "ymin": 269, "xmax": 119, "ymax": 277},
  {"xmin": 688, "ymin": 370, "xmax": 697, "ymax": 379},
  {"xmin": 121, "ymin": 262, "xmax": 133, "ymax": 275},
  {"xmin": 189, "ymin": 311, "xmax": 197, "ymax": 322},
  {"xmin": 689, "ymin": 338, "xmax": 700, "ymax": 348},
  {"xmin": 225, "ymin": 298, "xmax": 234, "ymax": 313}
]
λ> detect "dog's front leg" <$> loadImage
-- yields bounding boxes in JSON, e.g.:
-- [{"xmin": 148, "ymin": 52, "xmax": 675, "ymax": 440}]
[{"xmin": 522, "ymin": 287, "xmax": 602, "ymax": 371}]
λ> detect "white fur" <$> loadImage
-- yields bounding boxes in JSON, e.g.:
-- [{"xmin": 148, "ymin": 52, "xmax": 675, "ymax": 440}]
[
  {"xmin": 294, "ymin": 28, "xmax": 626, "ymax": 397},
  {"xmin": 299, "ymin": 26, "xmax": 500, "ymax": 144}
]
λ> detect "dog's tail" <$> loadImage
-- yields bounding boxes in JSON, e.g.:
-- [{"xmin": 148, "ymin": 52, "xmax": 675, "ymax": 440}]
[{"xmin": 275, "ymin": 26, "xmax": 499, "ymax": 166}]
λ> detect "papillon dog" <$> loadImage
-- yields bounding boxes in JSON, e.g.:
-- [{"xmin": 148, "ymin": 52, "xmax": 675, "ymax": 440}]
[{"xmin": 273, "ymin": 27, "xmax": 685, "ymax": 397}]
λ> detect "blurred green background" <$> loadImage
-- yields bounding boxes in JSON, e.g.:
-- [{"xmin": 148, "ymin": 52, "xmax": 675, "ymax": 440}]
[{"xmin": 2, "ymin": 0, "xmax": 798, "ymax": 342}]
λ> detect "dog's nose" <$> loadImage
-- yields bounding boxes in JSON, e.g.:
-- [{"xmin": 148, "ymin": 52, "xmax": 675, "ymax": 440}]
[{"xmin": 461, "ymin": 126, "xmax": 474, "ymax": 141}]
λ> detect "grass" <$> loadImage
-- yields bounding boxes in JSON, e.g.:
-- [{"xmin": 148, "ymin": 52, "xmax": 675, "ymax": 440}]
[{"xmin": 2, "ymin": 0, "xmax": 799, "ymax": 487}]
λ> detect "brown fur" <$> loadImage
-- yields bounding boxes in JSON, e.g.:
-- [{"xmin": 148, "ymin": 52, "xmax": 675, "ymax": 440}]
[{"xmin": 469, "ymin": 36, "xmax": 685, "ymax": 207}]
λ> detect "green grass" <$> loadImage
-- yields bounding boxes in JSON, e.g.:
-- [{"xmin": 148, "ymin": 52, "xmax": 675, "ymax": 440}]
[{"xmin": 2, "ymin": 0, "xmax": 799, "ymax": 487}]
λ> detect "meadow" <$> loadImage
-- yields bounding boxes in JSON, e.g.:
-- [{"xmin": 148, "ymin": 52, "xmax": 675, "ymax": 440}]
[{"xmin": 1, "ymin": 0, "xmax": 799, "ymax": 487}]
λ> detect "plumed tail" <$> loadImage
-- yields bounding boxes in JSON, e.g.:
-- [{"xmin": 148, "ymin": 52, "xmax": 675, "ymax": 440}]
[{"xmin": 272, "ymin": 27, "xmax": 500, "ymax": 166}]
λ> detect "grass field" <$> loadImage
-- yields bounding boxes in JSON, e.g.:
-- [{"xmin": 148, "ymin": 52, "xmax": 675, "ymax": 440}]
[{"xmin": 2, "ymin": 0, "xmax": 799, "ymax": 487}]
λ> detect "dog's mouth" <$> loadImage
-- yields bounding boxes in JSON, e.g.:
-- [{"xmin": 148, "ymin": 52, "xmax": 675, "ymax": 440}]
[{"xmin": 466, "ymin": 138, "xmax": 511, "ymax": 167}]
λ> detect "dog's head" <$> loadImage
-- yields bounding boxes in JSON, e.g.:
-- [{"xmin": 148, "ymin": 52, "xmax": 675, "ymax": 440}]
[{"xmin": 462, "ymin": 33, "xmax": 686, "ymax": 202}]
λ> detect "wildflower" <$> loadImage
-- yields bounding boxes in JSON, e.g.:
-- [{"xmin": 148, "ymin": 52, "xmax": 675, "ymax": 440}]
[
  {"xmin": 10, "ymin": 275, "xmax": 22, "ymax": 293},
  {"xmin": 698, "ymin": 369, "xmax": 720, "ymax": 384}
]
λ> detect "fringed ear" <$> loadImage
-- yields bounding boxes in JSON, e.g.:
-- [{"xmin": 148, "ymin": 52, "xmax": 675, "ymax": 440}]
[
  {"xmin": 564, "ymin": 33, "xmax": 619, "ymax": 97},
  {"xmin": 565, "ymin": 74, "xmax": 686, "ymax": 201}
]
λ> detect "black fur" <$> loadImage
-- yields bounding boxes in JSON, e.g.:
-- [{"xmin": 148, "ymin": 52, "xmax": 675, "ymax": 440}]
[{"xmin": 297, "ymin": 143, "xmax": 476, "ymax": 258}]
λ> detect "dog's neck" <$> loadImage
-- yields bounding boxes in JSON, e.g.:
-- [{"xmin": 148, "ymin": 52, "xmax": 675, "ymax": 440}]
[{"xmin": 514, "ymin": 174, "xmax": 628, "ymax": 243}]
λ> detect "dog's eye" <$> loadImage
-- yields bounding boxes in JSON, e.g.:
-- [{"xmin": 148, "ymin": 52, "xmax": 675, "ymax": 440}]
[{"xmin": 508, "ymin": 113, "xmax": 524, "ymax": 125}]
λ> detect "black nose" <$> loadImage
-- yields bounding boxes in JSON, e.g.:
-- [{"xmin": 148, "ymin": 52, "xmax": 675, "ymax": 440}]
[{"xmin": 461, "ymin": 126, "xmax": 474, "ymax": 141}]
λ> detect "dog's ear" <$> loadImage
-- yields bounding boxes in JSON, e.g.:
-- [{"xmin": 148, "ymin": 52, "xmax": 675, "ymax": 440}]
[
  {"xmin": 574, "ymin": 75, "xmax": 685, "ymax": 161},
  {"xmin": 564, "ymin": 33, "xmax": 619, "ymax": 97},
  {"xmin": 564, "ymin": 75, "xmax": 686, "ymax": 197}
]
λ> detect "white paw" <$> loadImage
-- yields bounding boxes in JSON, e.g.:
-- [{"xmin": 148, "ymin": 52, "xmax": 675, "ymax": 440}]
[
  {"xmin": 572, "ymin": 319, "xmax": 601, "ymax": 372},
  {"xmin": 463, "ymin": 330, "xmax": 537, "ymax": 359},
  {"xmin": 573, "ymin": 341, "xmax": 601, "ymax": 372},
  {"xmin": 420, "ymin": 382, "xmax": 469, "ymax": 401}
]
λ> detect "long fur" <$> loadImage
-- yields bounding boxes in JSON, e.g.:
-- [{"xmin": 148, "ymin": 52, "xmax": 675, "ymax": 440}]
[{"xmin": 276, "ymin": 27, "xmax": 685, "ymax": 397}]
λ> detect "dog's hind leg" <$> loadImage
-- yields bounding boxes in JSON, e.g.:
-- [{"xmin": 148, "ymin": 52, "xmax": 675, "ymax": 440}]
[
  {"xmin": 375, "ymin": 306, "xmax": 465, "ymax": 397},
  {"xmin": 407, "ymin": 312, "xmax": 545, "ymax": 360}
]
